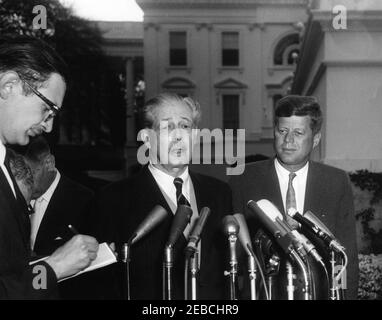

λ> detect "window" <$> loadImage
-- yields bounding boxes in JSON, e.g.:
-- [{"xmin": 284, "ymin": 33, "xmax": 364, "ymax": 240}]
[
  {"xmin": 273, "ymin": 33, "xmax": 299, "ymax": 66},
  {"xmin": 223, "ymin": 94, "xmax": 239, "ymax": 131},
  {"xmin": 222, "ymin": 32, "xmax": 239, "ymax": 66},
  {"xmin": 169, "ymin": 31, "xmax": 187, "ymax": 66}
]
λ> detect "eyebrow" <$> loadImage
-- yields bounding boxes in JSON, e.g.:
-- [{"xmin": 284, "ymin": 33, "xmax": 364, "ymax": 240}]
[{"xmin": 160, "ymin": 117, "xmax": 192, "ymax": 122}]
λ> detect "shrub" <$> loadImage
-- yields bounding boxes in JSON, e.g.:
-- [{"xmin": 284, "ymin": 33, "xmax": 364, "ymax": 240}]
[{"xmin": 358, "ymin": 254, "xmax": 382, "ymax": 300}]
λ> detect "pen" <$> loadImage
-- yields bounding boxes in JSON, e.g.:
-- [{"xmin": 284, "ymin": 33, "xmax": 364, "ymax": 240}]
[{"xmin": 68, "ymin": 224, "xmax": 79, "ymax": 235}]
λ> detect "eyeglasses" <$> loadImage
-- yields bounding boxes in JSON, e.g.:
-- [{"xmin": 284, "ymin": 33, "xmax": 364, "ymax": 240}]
[{"xmin": 22, "ymin": 80, "xmax": 61, "ymax": 121}]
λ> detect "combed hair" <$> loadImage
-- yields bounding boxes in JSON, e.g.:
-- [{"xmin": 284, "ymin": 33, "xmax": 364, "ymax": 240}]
[
  {"xmin": 8, "ymin": 151, "xmax": 34, "ymax": 188},
  {"xmin": 143, "ymin": 92, "xmax": 201, "ymax": 129},
  {"xmin": 0, "ymin": 35, "xmax": 68, "ymax": 94},
  {"xmin": 24, "ymin": 136, "xmax": 51, "ymax": 163},
  {"xmin": 274, "ymin": 95, "xmax": 323, "ymax": 134}
]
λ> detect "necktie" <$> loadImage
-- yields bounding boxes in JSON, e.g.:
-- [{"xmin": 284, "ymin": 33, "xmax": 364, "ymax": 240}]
[
  {"xmin": 286, "ymin": 172, "xmax": 297, "ymax": 214},
  {"xmin": 173, "ymin": 177, "xmax": 191, "ymax": 207}
]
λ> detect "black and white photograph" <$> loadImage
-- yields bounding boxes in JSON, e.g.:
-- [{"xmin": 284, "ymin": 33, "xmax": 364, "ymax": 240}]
[{"xmin": 0, "ymin": 0, "xmax": 381, "ymax": 306}]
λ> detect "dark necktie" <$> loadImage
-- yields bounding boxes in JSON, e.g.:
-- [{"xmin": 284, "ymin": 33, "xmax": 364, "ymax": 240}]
[
  {"xmin": 173, "ymin": 177, "xmax": 190, "ymax": 207},
  {"xmin": 286, "ymin": 172, "xmax": 297, "ymax": 215}
]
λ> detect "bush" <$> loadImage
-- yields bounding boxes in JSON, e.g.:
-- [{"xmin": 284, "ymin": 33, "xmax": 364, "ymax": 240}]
[{"xmin": 358, "ymin": 254, "xmax": 382, "ymax": 300}]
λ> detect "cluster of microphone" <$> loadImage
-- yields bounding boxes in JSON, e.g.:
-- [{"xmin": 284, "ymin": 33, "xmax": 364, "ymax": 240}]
[{"xmin": 122, "ymin": 198, "xmax": 347, "ymax": 300}]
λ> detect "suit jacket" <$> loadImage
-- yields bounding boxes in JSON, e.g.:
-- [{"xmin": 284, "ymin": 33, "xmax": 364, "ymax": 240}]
[
  {"xmin": 229, "ymin": 159, "xmax": 359, "ymax": 300},
  {"xmin": 0, "ymin": 163, "xmax": 57, "ymax": 299},
  {"xmin": 32, "ymin": 174, "xmax": 94, "ymax": 300},
  {"xmin": 94, "ymin": 165, "xmax": 232, "ymax": 300},
  {"xmin": 33, "ymin": 174, "xmax": 94, "ymax": 256}
]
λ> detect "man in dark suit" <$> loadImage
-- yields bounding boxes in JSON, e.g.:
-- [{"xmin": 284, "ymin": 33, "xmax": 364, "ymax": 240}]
[
  {"xmin": 25, "ymin": 136, "xmax": 94, "ymax": 256},
  {"xmin": 24, "ymin": 136, "xmax": 95, "ymax": 299},
  {"xmin": 229, "ymin": 95, "xmax": 359, "ymax": 300},
  {"xmin": 0, "ymin": 36, "xmax": 98, "ymax": 299},
  {"xmin": 95, "ymin": 93, "xmax": 232, "ymax": 300}
]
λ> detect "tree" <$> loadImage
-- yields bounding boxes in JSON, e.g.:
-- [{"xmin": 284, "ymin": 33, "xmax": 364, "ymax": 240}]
[{"xmin": 0, "ymin": 0, "xmax": 123, "ymax": 146}]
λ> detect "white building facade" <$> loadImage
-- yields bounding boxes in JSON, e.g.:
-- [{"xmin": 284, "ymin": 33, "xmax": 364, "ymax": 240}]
[{"xmin": 137, "ymin": 0, "xmax": 308, "ymax": 159}]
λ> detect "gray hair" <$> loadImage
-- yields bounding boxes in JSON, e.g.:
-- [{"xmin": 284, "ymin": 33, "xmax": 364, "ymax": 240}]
[{"xmin": 143, "ymin": 92, "xmax": 201, "ymax": 129}]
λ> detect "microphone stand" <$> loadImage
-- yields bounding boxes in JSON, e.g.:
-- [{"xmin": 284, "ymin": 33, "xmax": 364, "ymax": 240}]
[
  {"xmin": 122, "ymin": 242, "xmax": 131, "ymax": 300},
  {"xmin": 227, "ymin": 232, "xmax": 239, "ymax": 300},
  {"xmin": 289, "ymin": 250, "xmax": 310, "ymax": 300},
  {"xmin": 189, "ymin": 251, "xmax": 199, "ymax": 300},
  {"xmin": 163, "ymin": 245, "xmax": 174, "ymax": 300},
  {"xmin": 286, "ymin": 261, "xmax": 294, "ymax": 300},
  {"xmin": 248, "ymin": 254, "xmax": 257, "ymax": 300}
]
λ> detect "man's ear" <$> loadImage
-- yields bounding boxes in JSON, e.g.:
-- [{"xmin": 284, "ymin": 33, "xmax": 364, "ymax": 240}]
[
  {"xmin": 0, "ymin": 72, "xmax": 22, "ymax": 99},
  {"xmin": 313, "ymin": 131, "xmax": 321, "ymax": 149},
  {"xmin": 45, "ymin": 154, "xmax": 56, "ymax": 171}
]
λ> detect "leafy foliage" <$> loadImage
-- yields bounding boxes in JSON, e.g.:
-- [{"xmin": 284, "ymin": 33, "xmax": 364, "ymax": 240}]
[
  {"xmin": 350, "ymin": 170, "xmax": 382, "ymax": 254},
  {"xmin": 0, "ymin": 0, "xmax": 125, "ymax": 146},
  {"xmin": 358, "ymin": 254, "xmax": 382, "ymax": 300}
]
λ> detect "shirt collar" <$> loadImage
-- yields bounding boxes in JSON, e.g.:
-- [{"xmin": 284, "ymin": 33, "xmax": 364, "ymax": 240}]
[
  {"xmin": 148, "ymin": 163, "xmax": 189, "ymax": 187},
  {"xmin": 274, "ymin": 157, "xmax": 309, "ymax": 178},
  {"xmin": 0, "ymin": 141, "xmax": 6, "ymax": 165},
  {"xmin": 37, "ymin": 170, "xmax": 61, "ymax": 203}
]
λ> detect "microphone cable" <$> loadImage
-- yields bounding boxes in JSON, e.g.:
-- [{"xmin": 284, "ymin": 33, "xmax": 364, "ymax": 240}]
[{"xmin": 247, "ymin": 243, "xmax": 270, "ymax": 300}]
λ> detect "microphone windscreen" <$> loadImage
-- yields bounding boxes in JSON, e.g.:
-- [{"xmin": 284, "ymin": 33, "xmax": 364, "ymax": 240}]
[
  {"xmin": 222, "ymin": 215, "xmax": 240, "ymax": 236},
  {"xmin": 189, "ymin": 207, "xmax": 210, "ymax": 242},
  {"xmin": 304, "ymin": 210, "xmax": 335, "ymax": 238},
  {"xmin": 131, "ymin": 205, "xmax": 168, "ymax": 245},
  {"xmin": 166, "ymin": 205, "xmax": 192, "ymax": 246},
  {"xmin": 256, "ymin": 199, "xmax": 283, "ymax": 221}
]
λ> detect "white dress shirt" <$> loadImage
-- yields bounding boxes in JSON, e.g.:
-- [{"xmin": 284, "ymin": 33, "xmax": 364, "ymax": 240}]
[
  {"xmin": 148, "ymin": 164, "xmax": 199, "ymax": 238},
  {"xmin": 0, "ymin": 141, "xmax": 16, "ymax": 197},
  {"xmin": 30, "ymin": 170, "xmax": 61, "ymax": 250},
  {"xmin": 274, "ymin": 158, "xmax": 309, "ymax": 215}
]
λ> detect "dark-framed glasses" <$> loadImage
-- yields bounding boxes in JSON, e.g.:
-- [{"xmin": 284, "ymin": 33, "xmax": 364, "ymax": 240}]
[{"xmin": 22, "ymin": 80, "xmax": 61, "ymax": 120}]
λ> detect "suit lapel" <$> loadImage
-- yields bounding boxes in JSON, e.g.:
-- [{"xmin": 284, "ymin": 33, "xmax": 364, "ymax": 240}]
[
  {"xmin": 142, "ymin": 166, "xmax": 174, "ymax": 217},
  {"xmin": 189, "ymin": 172, "xmax": 215, "ymax": 266},
  {"xmin": 304, "ymin": 161, "xmax": 317, "ymax": 213},
  {"xmin": 265, "ymin": 159, "xmax": 285, "ymax": 214},
  {"xmin": 0, "ymin": 168, "xmax": 30, "ymax": 249}
]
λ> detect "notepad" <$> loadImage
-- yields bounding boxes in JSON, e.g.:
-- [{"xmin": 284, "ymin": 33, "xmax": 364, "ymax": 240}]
[
  {"xmin": 58, "ymin": 242, "xmax": 117, "ymax": 282},
  {"xmin": 30, "ymin": 242, "xmax": 117, "ymax": 282}
]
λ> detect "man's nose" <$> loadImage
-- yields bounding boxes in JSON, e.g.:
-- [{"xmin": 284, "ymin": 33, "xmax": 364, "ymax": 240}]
[
  {"xmin": 41, "ymin": 117, "xmax": 54, "ymax": 133},
  {"xmin": 284, "ymin": 131, "xmax": 294, "ymax": 143},
  {"xmin": 173, "ymin": 128, "xmax": 184, "ymax": 141}
]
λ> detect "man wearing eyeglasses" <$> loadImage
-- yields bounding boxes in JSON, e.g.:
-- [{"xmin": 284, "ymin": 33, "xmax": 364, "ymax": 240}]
[{"xmin": 0, "ymin": 36, "xmax": 99, "ymax": 299}]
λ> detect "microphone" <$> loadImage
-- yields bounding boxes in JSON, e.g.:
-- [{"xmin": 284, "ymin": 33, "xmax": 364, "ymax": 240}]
[
  {"xmin": 233, "ymin": 213, "xmax": 254, "ymax": 256},
  {"xmin": 289, "ymin": 209, "xmax": 344, "ymax": 252},
  {"xmin": 128, "ymin": 205, "xmax": 168, "ymax": 245},
  {"xmin": 222, "ymin": 215, "xmax": 240, "ymax": 236},
  {"xmin": 166, "ymin": 205, "xmax": 193, "ymax": 247},
  {"xmin": 222, "ymin": 215, "xmax": 240, "ymax": 300},
  {"xmin": 186, "ymin": 207, "xmax": 210, "ymax": 257},
  {"xmin": 247, "ymin": 200, "xmax": 295, "ymax": 255}
]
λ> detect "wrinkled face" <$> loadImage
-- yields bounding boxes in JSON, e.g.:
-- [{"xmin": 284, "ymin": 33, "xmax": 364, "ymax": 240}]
[
  {"xmin": 274, "ymin": 115, "xmax": 321, "ymax": 171},
  {"xmin": 0, "ymin": 73, "xmax": 66, "ymax": 145},
  {"xmin": 147, "ymin": 102, "xmax": 196, "ymax": 175}
]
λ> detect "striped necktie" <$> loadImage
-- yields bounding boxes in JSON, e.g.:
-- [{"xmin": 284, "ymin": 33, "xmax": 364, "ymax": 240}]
[{"xmin": 173, "ymin": 177, "xmax": 191, "ymax": 207}]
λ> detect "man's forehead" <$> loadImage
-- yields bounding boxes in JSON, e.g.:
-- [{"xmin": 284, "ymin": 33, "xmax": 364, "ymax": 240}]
[
  {"xmin": 277, "ymin": 115, "xmax": 311, "ymax": 127},
  {"xmin": 155, "ymin": 102, "xmax": 192, "ymax": 120}
]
